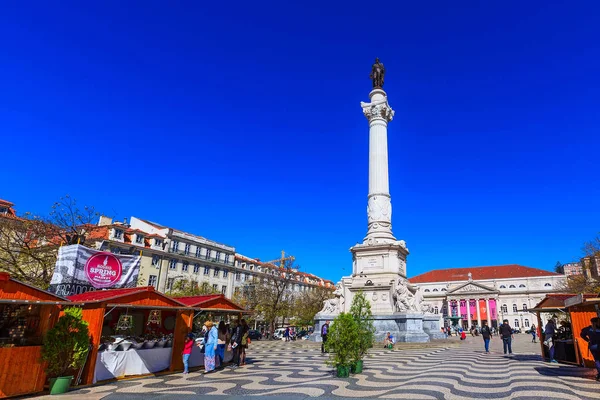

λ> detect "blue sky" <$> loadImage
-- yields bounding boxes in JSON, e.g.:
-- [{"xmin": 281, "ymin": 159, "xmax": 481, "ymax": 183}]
[{"xmin": 1, "ymin": 1, "xmax": 599, "ymax": 282}]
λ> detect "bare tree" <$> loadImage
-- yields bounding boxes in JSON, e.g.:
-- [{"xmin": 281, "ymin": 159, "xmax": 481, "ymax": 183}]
[
  {"xmin": 169, "ymin": 277, "xmax": 219, "ymax": 297},
  {"xmin": 0, "ymin": 196, "xmax": 99, "ymax": 289}
]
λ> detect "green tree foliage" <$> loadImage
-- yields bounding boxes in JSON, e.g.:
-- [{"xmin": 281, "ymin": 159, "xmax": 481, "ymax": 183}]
[
  {"xmin": 169, "ymin": 278, "xmax": 220, "ymax": 296},
  {"xmin": 292, "ymin": 286, "xmax": 335, "ymax": 327},
  {"xmin": 349, "ymin": 291, "xmax": 375, "ymax": 360},
  {"xmin": 41, "ymin": 307, "xmax": 90, "ymax": 378},
  {"xmin": 324, "ymin": 312, "xmax": 359, "ymax": 368}
]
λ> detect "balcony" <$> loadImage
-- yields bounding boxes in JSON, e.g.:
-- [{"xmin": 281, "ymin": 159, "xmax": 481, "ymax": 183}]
[{"xmin": 167, "ymin": 247, "xmax": 234, "ymax": 266}]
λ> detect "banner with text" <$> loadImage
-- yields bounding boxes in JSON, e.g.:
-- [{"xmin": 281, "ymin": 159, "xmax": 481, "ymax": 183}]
[{"xmin": 48, "ymin": 244, "xmax": 141, "ymax": 297}]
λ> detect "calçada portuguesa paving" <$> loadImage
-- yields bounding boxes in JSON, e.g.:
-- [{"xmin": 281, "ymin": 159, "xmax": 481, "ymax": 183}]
[{"xmin": 36, "ymin": 334, "xmax": 600, "ymax": 400}]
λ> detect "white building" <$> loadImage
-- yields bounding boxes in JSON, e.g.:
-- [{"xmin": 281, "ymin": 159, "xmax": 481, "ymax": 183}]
[{"xmin": 409, "ymin": 264, "xmax": 566, "ymax": 330}]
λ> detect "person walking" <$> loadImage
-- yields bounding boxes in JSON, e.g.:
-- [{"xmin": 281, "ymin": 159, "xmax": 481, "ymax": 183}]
[
  {"xmin": 284, "ymin": 326, "xmax": 290, "ymax": 342},
  {"xmin": 481, "ymin": 320, "xmax": 492, "ymax": 353},
  {"xmin": 499, "ymin": 319, "xmax": 514, "ymax": 355},
  {"xmin": 203, "ymin": 321, "xmax": 218, "ymax": 374},
  {"xmin": 321, "ymin": 321, "xmax": 329, "ymax": 354},
  {"xmin": 239, "ymin": 319, "xmax": 249, "ymax": 366},
  {"xmin": 580, "ymin": 317, "xmax": 600, "ymax": 380},
  {"xmin": 530, "ymin": 324, "xmax": 537, "ymax": 343},
  {"xmin": 182, "ymin": 333, "xmax": 194, "ymax": 374},
  {"xmin": 217, "ymin": 321, "xmax": 229, "ymax": 369},
  {"xmin": 543, "ymin": 319, "xmax": 558, "ymax": 363},
  {"xmin": 230, "ymin": 319, "xmax": 243, "ymax": 369}
]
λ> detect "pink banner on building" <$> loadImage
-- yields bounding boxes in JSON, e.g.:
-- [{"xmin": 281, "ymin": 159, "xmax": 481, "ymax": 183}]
[
  {"xmin": 460, "ymin": 300, "xmax": 467, "ymax": 318},
  {"xmin": 489, "ymin": 299, "xmax": 497, "ymax": 320}
]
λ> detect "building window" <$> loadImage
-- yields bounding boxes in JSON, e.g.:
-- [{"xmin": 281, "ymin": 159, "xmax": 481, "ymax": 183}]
[
  {"xmin": 184, "ymin": 243, "xmax": 191, "ymax": 255},
  {"xmin": 212, "ymin": 284, "xmax": 218, "ymax": 291},
  {"xmin": 501, "ymin": 304, "xmax": 508, "ymax": 313},
  {"xmin": 148, "ymin": 275, "xmax": 157, "ymax": 287},
  {"xmin": 434, "ymin": 306, "xmax": 439, "ymax": 314},
  {"xmin": 514, "ymin": 319, "xmax": 519, "ymax": 328},
  {"xmin": 205, "ymin": 249, "xmax": 211, "ymax": 260},
  {"xmin": 155, "ymin": 238, "xmax": 163, "ymax": 247},
  {"xmin": 509, "ymin": 285, "xmax": 516, "ymax": 288},
  {"xmin": 204, "ymin": 266, "xmax": 210, "ymax": 275},
  {"xmin": 245, "ymin": 273, "xmax": 250, "ymax": 281},
  {"xmin": 223, "ymin": 270, "xmax": 229, "ymax": 278},
  {"xmin": 424, "ymin": 289, "xmax": 430, "ymax": 292},
  {"xmin": 215, "ymin": 251, "xmax": 221, "ymax": 261},
  {"xmin": 441, "ymin": 288, "xmax": 447, "ymax": 291},
  {"xmin": 525, "ymin": 319, "xmax": 530, "ymax": 327},
  {"xmin": 519, "ymin": 284, "xmax": 526, "ymax": 288},
  {"xmin": 136, "ymin": 234, "xmax": 144, "ymax": 244},
  {"xmin": 235, "ymin": 272, "xmax": 241, "ymax": 281},
  {"xmin": 166, "ymin": 277, "xmax": 175, "ymax": 291},
  {"xmin": 433, "ymin": 289, "xmax": 439, "ymax": 292},
  {"xmin": 182, "ymin": 261, "xmax": 189, "ymax": 272},
  {"xmin": 169, "ymin": 259, "xmax": 177, "ymax": 270},
  {"xmin": 234, "ymin": 287, "xmax": 240, "ymax": 296},
  {"xmin": 512, "ymin": 304, "xmax": 518, "ymax": 313},
  {"xmin": 171, "ymin": 240, "xmax": 179, "ymax": 252},
  {"xmin": 225, "ymin": 254, "xmax": 230, "ymax": 264},
  {"xmin": 214, "ymin": 268, "xmax": 220, "ymax": 277},
  {"xmin": 522, "ymin": 304, "xmax": 527, "ymax": 311},
  {"xmin": 114, "ymin": 229, "xmax": 123, "ymax": 239},
  {"xmin": 193, "ymin": 264, "xmax": 200, "ymax": 274},
  {"xmin": 152, "ymin": 255, "xmax": 160, "ymax": 266},
  {"xmin": 241, "ymin": 263, "xmax": 246, "ymax": 269},
  {"xmin": 544, "ymin": 283, "xmax": 552, "ymax": 287},
  {"xmin": 195, "ymin": 247, "xmax": 201, "ymax": 257},
  {"xmin": 221, "ymin": 285, "xmax": 227, "ymax": 295},
  {"xmin": 499, "ymin": 285, "xmax": 506, "ymax": 289}
]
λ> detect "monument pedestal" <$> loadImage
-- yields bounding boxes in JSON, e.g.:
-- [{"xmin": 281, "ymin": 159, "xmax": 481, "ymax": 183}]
[{"xmin": 423, "ymin": 315, "xmax": 445, "ymax": 340}]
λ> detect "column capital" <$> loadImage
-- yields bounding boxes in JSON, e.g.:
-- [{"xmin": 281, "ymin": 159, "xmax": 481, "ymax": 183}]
[{"xmin": 362, "ymin": 100, "xmax": 394, "ymax": 123}]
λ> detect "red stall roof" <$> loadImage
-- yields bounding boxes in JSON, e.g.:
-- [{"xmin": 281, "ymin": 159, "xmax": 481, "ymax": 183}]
[
  {"xmin": 0, "ymin": 272, "xmax": 70, "ymax": 304},
  {"xmin": 173, "ymin": 294, "xmax": 246, "ymax": 312},
  {"xmin": 68, "ymin": 286, "xmax": 187, "ymax": 308}
]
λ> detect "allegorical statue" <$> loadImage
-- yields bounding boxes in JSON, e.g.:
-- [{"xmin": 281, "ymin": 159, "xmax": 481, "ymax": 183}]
[{"xmin": 370, "ymin": 58, "xmax": 385, "ymax": 89}]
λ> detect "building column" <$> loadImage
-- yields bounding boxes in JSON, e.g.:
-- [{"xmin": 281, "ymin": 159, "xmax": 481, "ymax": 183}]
[
  {"xmin": 486, "ymin": 298, "xmax": 491, "ymax": 326},
  {"xmin": 476, "ymin": 299, "xmax": 481, "ymax": 327},
  {"xmin": 466, "ymin": 299, "xmax": 472, "ymax": 328}
]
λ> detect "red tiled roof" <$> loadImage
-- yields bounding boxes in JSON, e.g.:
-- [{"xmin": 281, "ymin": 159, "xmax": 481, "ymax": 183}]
[
  {"xmin": 409, "ymin": 264, "xmax": 560, "ymax": 284},
  {"xmin": 173, "ymin": 294, "xmax": 223, "ymax": 307},
  {"xmin": 68, "ymin": 286, "xmax": 185, "ymax": 307},
  {"xmin": 532, "ymin": 293, "xmax": 597, "ymax": 309}
]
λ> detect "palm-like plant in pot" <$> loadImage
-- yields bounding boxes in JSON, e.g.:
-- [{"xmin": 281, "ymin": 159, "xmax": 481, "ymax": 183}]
[
  {"xmin": 41, "ymin": 307, "xmax": 90, "ymax": 395},
  {"xmin": 349, "ymin": 291, "xmax": 375, "ymax": 374},
  {"xmin": 324, "ymin": 312, "xmax": 359, "ymax": 377}
]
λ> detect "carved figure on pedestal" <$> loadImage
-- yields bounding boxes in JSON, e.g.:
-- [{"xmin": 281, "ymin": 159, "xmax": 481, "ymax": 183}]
[
  {"xmin": 370, "ymin": 58, "xmax": 385, "ymax": 89},
  {"xmin": 393, "ymin": 277, "xmax": 431, "ymax": 313},
  {"xmin": 319, "ymin": 282, "xmax": 345, "ymax": 314}
]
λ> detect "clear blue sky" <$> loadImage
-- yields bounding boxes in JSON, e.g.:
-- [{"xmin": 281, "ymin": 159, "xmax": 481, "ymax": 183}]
[{"xmin": 2, "ymin": 1, "xmax": 599, "ymax": 282}]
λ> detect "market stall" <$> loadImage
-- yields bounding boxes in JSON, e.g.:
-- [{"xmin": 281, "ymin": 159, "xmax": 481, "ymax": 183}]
[
  {"xmin": 68, "ymin": 287, "xmax": 192, "ymax": 384},
  {"xmin": 564, "ymin": 293, "xmax": 600, "ymax": 368},
  {"xmin": 173, "ymin": 294, "xmax": 248, "ymax": 370},
  {"xmin": 0, "ymin": 273, "xmax": 71, "ymax": 398},
  {"xmin": 530, "ymin": 294, "xmax": 581, "ymax": 365}
]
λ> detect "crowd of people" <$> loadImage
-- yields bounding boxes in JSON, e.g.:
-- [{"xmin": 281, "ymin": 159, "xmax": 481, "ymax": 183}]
[{"xmin": 181, "ymin": 318, "xmax": 251, "ymax": 375}]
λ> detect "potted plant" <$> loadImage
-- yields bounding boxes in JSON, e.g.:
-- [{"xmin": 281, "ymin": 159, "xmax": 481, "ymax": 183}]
[
  {"xmin": 41, "ymin": 307, "xmax": 90, "ymax": 395},
  {"xmin": 324, "ymin": 312, "xmax": 359, "ymax": 377},
  {"xmin": 349, "ymin": 291, "xmax": 375, "ymax": 374}
]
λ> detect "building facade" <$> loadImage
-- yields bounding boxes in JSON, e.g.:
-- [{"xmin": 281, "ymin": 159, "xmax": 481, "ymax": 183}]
[
  {"xmin": 85, "ymin": 215, "xmax": 333, "ymax": 299},
  {"xmin": 409, "ymin": 265, "xmax": 566, "ymax": 330}
]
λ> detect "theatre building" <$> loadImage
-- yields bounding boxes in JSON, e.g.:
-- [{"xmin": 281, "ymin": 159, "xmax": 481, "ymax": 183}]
[{"xmin": 409, "ymin": 265, "xmax": 565, "ymax": 330}]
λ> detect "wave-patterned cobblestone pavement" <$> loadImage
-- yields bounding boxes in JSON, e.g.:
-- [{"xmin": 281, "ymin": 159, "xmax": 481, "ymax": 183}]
[{"xmin": 38, "ymin": 337, "xmax": 600, "ymax": 400}]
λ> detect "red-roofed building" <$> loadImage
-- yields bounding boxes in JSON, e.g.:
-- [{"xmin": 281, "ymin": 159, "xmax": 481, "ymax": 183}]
[{"xmin": 408, "ymin": 264, "xmax": 566, "ymax": 331}]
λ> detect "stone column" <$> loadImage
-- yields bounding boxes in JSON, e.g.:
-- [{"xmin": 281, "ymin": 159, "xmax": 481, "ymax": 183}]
[
  {"xmin": 486, "ymin": 298, "xmax": 491, "ymax": 326},
  {"xmin": 466, "ymin": 299, "xmax": 472, "ymax": 328},
  {"xmin": 361, "ymin": 89, "xmax": 396, "ymax": 243},
  {"xmin": 476, "ymin": 299, "xmax": 481, "ymax": 327}
]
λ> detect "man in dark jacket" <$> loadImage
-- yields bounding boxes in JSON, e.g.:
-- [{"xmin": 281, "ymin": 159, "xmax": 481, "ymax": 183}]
[
  {"xmin": 581, "ymin": 317, "xmax": 600, "ymax": 380},
  {"xmin": 230, "ymin": 319, "xmax": 243, "ymax": 369},
  {"xmin": 321, "ymin": 321, "xmax": 330, "ymax": 354},
  {"xmin": 481, "ymin": 320, "xmax": 493, "ymax": 353},
  {"xmin": 499, "ymin": 319, "xmax": 514, "ymax": 355}
]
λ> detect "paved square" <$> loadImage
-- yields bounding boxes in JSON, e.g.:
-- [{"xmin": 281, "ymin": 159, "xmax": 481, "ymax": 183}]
[{"xmin": 38, "ymin": 334, "xmax": 600, "ymax": 400}]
